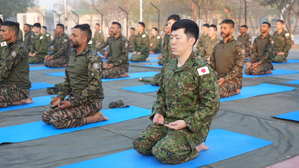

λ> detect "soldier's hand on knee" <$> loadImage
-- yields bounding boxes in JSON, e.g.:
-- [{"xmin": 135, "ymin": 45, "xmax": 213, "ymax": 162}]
[
  {"xmin": 50, "ymin": 97, "xmax": 61, "ymax": 107},
  {"xmin": 164, "ymin": 120, "xmax": 187, "ymax": 130},
  {"xmin": 218, "ymin": 78, "xmax": 225, "ymax": 86},
  {"xmin": 55, "ymin": 101, "xmax": 72, "ymax": 110},
  {"xmin": 137, "ymin": 52, "xmax": 141, "ymax": 55},
  {"xmin": 153, "ymin": 113, "xmax": 164, "ymax": 125},
  {"xmin": 277, "ymin": 52, "xmax": 284, "ymax": 55},
  {"xmin": 48, "ymin": 56, "xmax": 54, "ymax": 61},
  {"xmin": 246, "ymin": 62, "xmax": 251, "ymax": 69},
  {"xmin": 158, "ymin": 54, "xmax": 162, "ymax": 59},
  {"xmin": 133, "ymin": 51, "xmax": 137, "ymax": 54},
  {"xmin": 251, "ymin": 63, "xmax": 259, "ymax": 69}
]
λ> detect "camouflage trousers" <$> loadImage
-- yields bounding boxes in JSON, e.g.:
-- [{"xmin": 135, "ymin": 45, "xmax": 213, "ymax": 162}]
[
  {"xmin": 28, "ymin": 54, "xmax": 47, "ymax": 64},
  {"xmin": 0, "ymin": 84, "xmax": 29, "ymax": 108},
  {"xmin": 102, "ymin": 66, "xmax": 128, "ymax": 79},
  {"xmin": 44, "ymin": 57, "xmax": 68, "ymax": 68},
  {"xmin": 133, "ymin": 123, "xmax": 199, "ymax": 164},
  {"xmin": 273, "ymin": 55, "xmax": 288, "ymax": 63},
  {"xmin": 245, "ymin": 63, "xmax": 272, "ymax": 75},
  {"xmin": 150, "ymin": 45, "xmax": 161, "ymax": 53},
  {"xmin": 42, "ymin": 98, "xmax": 102, "ymax": 129},
  {"xmin": 130, "ymin": 54, "xmax": 148, "ymax": 62},
  {"xmin": 151, "ymin": 72, "xmax": 161, "ymax": 86},
  {"xmin": 219, "ymin": 77, "xmax": 242, "ymax": 98},
  {"xmin": 158, "ymin": 58, "xmax": 163, "ymax": 65}
]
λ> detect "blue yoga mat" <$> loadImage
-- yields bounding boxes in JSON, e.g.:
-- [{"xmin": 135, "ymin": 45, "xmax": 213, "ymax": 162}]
[
  {"xmin": 149, "ymin": 53, "xmax": 160, "ymax": 58},
  {"xmin": 122, "ymin": 85, "xmax": 159, "ymax": 93},
  {"xmin": 130, "ymin": 59, "xmax": 159, "ymax": 64},
  {"xmin": 285, "ymin": 80, "xmax": 299, "ymax": 85},
  {"xmin": 0, "ymin": 95, "xmax": 54, "ymax": 113},
  {"xmin": 0, "ymin": 106, "xmax": 151, "ymax": 144},
  {"xmin": 272, "ymin": 59, "xmax": 299, "ymax": 65},
  {"xmin": 142, "ymin": 64, "xmax": 163, "ymax": 68},
  {"xmin": 60, "ymin": 129, "xmax": 272, "ymax": 168},
  {"xmin": 272, "ymin": 111, "xmax": 299, "ymax": 122},
  {"xmin": 31, "ymin": 82, "xmax": 54, "ymax": 90},
  {"xmin": 29, "ymin": 63, "xmax": 44, "ymax": 65},
  {"xmin": 243, "ymin": 69, "xmax": 299, "ymax": 78},
  {"xmin": 30, "ymin": 66, "xmax": 65, "ymax": 71}
]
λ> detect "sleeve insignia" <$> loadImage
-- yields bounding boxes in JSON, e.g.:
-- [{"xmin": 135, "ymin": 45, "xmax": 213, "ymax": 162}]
[
  {"xmin": 88, "ymin": 40, "xmax": 92, "ymax": 44},
  {"xmin": 197, "ymin": 66, "xmax": 210, "ymax": 76},
  {"xmin": 157, "ymin": 36, "xmax": 161, "ymax": 39},
  {"xmin": 285, "ymin": 33, "xmax": 290, "ymax": 37},
  {"xmin": 93, "ymin": 63, "xmax": 100, "ymax": 69},
  {"xmin": 46, "ymin": 34, "xmax": 49, "ymax": 37},
  {"xmin": 40, "ymin": 36, "xmax": 43, "ymax": 40},
  {"xmin": 142, "ymin": 34, "xmax": 146, "ymax": 38},
  {"xmin": 11, "ymin": 51, "xmax": 17, "ymax": 57}
]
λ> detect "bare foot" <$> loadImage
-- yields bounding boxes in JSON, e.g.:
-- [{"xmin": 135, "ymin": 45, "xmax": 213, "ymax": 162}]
[
  {"xmin": 87, "ymin": 111, "xmax": 109, "ymax": 124},
  {"xmin": 12, "ymin": 97, "xmax": 33, "ymax": 106},
  {"xmin": 196, "ymin": 143, "xmax": 209, "ymax": 152},
  {"xmin": 236, "ymin": 89, "xmax": 241, "ymax": 94},
  {"xmin": 120, "ymin": 72, "xmax": 130, "ymax": 78},
  {"xmin": 266, "ymin": 70, "xmax": 273, "ymax": 74},
  {"xmin": 146, "ymin": 58, "xmax": 150, "ymax": 62},
  {"xmin": 150, "ymin": 51, "xmax": 154, "ymax": 54},
  {"xmin": 25, "ymin": 97, "xmax": 33, "ymax": 104},
  {"xmin": 63, "ymin": 64, "xmax": 67, "ymax": 67}
]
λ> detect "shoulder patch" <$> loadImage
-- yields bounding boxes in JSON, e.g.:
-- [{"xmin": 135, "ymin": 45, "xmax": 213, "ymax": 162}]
[
  {"xmin": 64, "ymin": 39, "xmax": 67, "ymax": 42},
  {"xmin": 11, "ymin": 51, "xmax": 17, "ymax": 57},
  {"xmin": 197, "ymin": 66, "xmax": 210, "ymax": 76},
  {"xmin": 241, "ymin": 50, "xmax": 245, "ymax": 54},
  {"xmin": 93, "ymin": 63, "xmax": 100, "ymax": 69},
  {"xmin": 271, "ymin": 40, "xmax": 275, "ymax": 44},
  {"xmin": 88, "ymin": 40, "xmax": 92, "ymax": 44},
  {"xmin": 99, "ymin": 30, "xmax": 101, "ymax": 33},
  {"xmin": 157, "ymin": 36, "xmax": 161, "ymax": 39},
  {"xmin": 142, "ymin": 34, "xmax": 146, "ymax": 38},
  {"xmin": 1, "ymin": 41, "xmax": 7, "ymax": 47},
  {"xmin": 40, "ymin": 36, "xmax": 43, "ymax": 40},
  {"xmin": 285, "ymin": 33, "xmax": 290, "ymax": 37},
  {"xmin": 31, "ymin": 35, "xmax": 34, "ymax": 38},
  {"xmin": 46, "ymin": 34, "xmax": 49, "ymax": 37}
]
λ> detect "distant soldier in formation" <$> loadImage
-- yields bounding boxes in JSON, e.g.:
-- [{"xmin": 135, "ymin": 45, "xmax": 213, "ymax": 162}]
[
  {"xmin": 130, "ymin": 22, "xmax": 150, "ymax": 62},
  {"xmin": 17, "ymin": 22, "xmax": 23, "ymax": 42},
  {"xmin": 28, "ymin": 23, "xmax": 48, "ymax": 64},
  {"xmin": 129, "ymin": 27, "xmax": 135, "ymax": 52},
  {"xmin": 224, "ymin": 6, "xmax": 232, "ymax": 20},
  {"xmin": 94, "ymin": 23, "xmax": 104, "ymax": 46},
  {"xmin": 97, "ymin": 28, "xmax": 114, "ymax": 58},
  {"xmin": 195, "ymin": 24, "xmax": 209, "ymax": 56},
  {"xmin": 44, "ymin": 24, "xmax": 71, "ymax": 67},
  {"xmin": 210, "ymin": 19, "xmax": 245, "ymax": 98},
  {"xmin": 272, "ymin": 20, "xmax": 292, "ymax": 63},
  {"xmin": 42, "ymin": 26, "xmax": 51, "ymax": 47},
  {"xmin": 149, "ymin": 27, "xmax": 162, "ymax": 54},
  {"xmin": 102, "ymin": 22, "xmax": 130, "ymax": 79},
  {"xmin": 200, "ymin": 24, "xmax": 220, "ymax": 64},
  {"xmin": 245, "ymin": 22, "xmax": 274, "ymax": 75},
  {"xmin": 157, "ymin": 24, "xmax": 170, "ymax": 65},
  {"xmin": 23, "ymin": 23, "xmax": 35, "ymax": 53},
  {"xmin": 237, "ymin": 25, "xmax": 252, "ymax": 60}
]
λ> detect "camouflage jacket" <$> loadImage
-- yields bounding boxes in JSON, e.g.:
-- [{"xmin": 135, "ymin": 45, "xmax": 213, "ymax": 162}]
[
  {"xmin": 24, "ymin": 31, "xmax": 35, "ymax": 53},
  {"xmin": 251, "ymin": 33, "xmax": 275, "ymax": 64},
  {"xmin": 162, "ymin": 33, "xmax": 169, "ymax": 49},
  {"xmin": 0, "ymin": 39, "xmax": 31, "ymax": 89},
  {"xmin": 97, "ymin": 36, "xmax": 114, "ymax": 51},
  {"xmin": 31, "ymin": 33, "xmax": 48, "ymax": 55},
  {"xmin": 43, "ymin": 32, "xmax": 52, "ymax": 46},
  {"xmin": 133, "ymin": 31, "xmax": 150, "ymax": 57},
  {"xmin": 150, "ymin": 52, "xmax": 220, "ymax": 145},
  {"xmin": 162, "ymin": 34, "xmax": 175, "ymax": 64},
  {"xmin": 57, "ymin": 45, "xmax": 104, "ymax": 107},
  {"xmin": 129, "ymin": 35, "xmax": 135, "ymax": 47},
  {"xmin": 88, "ymin": 37, "xmax": 96, "ymax": 51},
  {"xmin": 49, "ymin": 36, "xmax": 57, "ymax": 47},
  {"xmin": 196, "ymin": 33, "xmax": 209, "ymax": 55},
  {"xmin": 0, "ymin": 37, "xmax": 6, "ymax": 60},
  {"xmin": 210, "ymin": 37, "xmax": 245, "ymax": 80},
  {"xmin": 149, "ymin": 35, "xmax": 162, "ymax": 52},
  {"xmin": 237, "ymin": 33, "xmax": 252, "ymax": 56},
  {"xmin": 108, "ymin": 34, "xmax": 129, "ymax": 69},
  {"xmin": 94, "ymin": 30, "xmax": 105, "ymax": 44},
  {"xmin": 18, "ymin": 30, "xmax": 23, "ymax": 42},
  {"xmin": 201, "ymin": 37, "xmax": 221, "ymax": 60},
  {"xmin": 51, "ymin": 32, "xmax": 71, "ymax": 59},
  {"xmin": 273, "ymin": 29, "xmax": 292, "ymax": 56}
]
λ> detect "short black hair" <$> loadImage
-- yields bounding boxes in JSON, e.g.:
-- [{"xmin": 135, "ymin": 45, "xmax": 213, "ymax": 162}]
[
  {"xmin": 241, "ymin": 25, "xmax": 248, "ymax": 29},
  {"xmin": 0, "ymin": 18, "xmax": 3, "ymax": 26},
  {"xmin": 276, "ymin": 20, "xmax": 284, "ymax": 24},
  {"xmin": 138, "ymin": 22, "xmax": 145, "ymax": 28},
  {"xmin": 171, "ymin": 19, "xmax": 199, "ymax": 46},
  {"xmin": 74, "ymin": 24, "xmax": 92, "ymax": 42},
  {"xmin": 33, "ymin": 23, "xmax": 41, "ymax": 28},
  {"xmin": 2, "ymin": 21, "xmax": 19, "ymax": 36},
  {"xmin": 167, "ymin": 14, "xmax": 180, "ymax": 21},
  {"xmin": 209, "ymin": 24, "xmax": 217, "ymax": 31},
  {"xmin": 130, "ymin": 27, "xmax": 135, "ymax": 31},
  {"xmin": 42, "ymin": 26, "xmax": 47, "ymax": 30},
  {"xmin": 152, "ymin": 27, "xmax": 158, "ymax": 31},
  {"xmin": 112, "ymin": 22, "xmax": 121, "ymax": 29},
  {"xmin": 24, "ymin": 23, "xmax": 30, "ymax": 28},
  {"xmin": 56, "ymin": 24, "xmax": 64, "ymax": 30},
  {"xmin": 221, "ymin": 19, "xmax": 235, "ymax": 28},
  {"xmin": 203, "ymin": 24, "xmax": 209, "ymax": 28},
  {"xmin": 96, "ymin": 23, "xmax": 100, "ymax": 26},
  {"xmin": 262, "ymin": 22, "xmax": 271, "ymax": 28}
]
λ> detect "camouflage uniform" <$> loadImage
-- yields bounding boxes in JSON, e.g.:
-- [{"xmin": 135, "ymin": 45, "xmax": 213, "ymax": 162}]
[
  {"xmin": 43, "ymin": 32, "xmax": 52, "ymax": 47},
  {"xmin": 157, "ymin": 34, "xmax": 170, "ymax": 65},
  {"xmin": 200, "ymin": 37, "xmax": 220, "ymax": 64},
  {"xmin": 89, "ymin": 37, "xmax": 96, "ymax": 51},
  {"xmin": 224, "ymin": 12, "xmax": 232, "ymax": 20},
  {"xmin": 245, "ymin": 33, "xmax": 275, "ymax": 75},
  {"xmin": 130, "ymin": 31, "xmax": 150, "ymax": 62},
  {"xmin": 133, "ymin": 53, "xmax": 220, "ymax": 164},
  {"xmin": 24, "ymin": 31, "xmax": 35, "ymax": 53},
  {"xmin": 96, "ymin": 36, "xmax": 114, "ymax": 55},
  {"xmin": 42, "ymin": 45, "xmax": 104, "ymax": 129},
  {"xmin": 103, "ymin": 35, "xmax": 129, "ymax": 79},
  {"xmin": 195, "ymin": 33, "xmax": 209, "ymax": 56},
  {"xmin": 237, "ymin": 33, "xmax": 252, "ymax": 59},
  {"xmin": 29, "ymin": 33, "xmax": 48, "ymax": 64},
  {"xmin": 129, "ymin": 34, "xmax": 135, "ymax": 52},
  {"xmin": 0, "ymin": 40, "xmax": 31, "ymax": 108},
  {"xmin": 18, "ymin": 30, "xmax": 23, "ymax": 42},
  {"xmin": 45, "ymin": 32, "xmax": 71, "ymax": 67},
  {"xmin": 149, "ymin": 35, "xmax": 162, "ymax": 53},
  {"xmin": 0, "ymin": 37, "xmax": 6, "ymax": 60},
  {"xmin": 273, "ymin": 29, "xmax": 292, "ymax": 63},
  {"xmin": 94, "ymin": 29, "xmax": 105, "ymax": 45},
  {"xmin": 210, "ymin": 37, "xmax": 245, "ymax": 98}
]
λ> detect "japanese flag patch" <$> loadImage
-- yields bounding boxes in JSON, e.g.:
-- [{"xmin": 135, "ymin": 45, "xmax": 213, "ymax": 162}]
[
  {"xmin": 1, "ymin": 41, "xmax": 7, "ymax": 47},
  {"xmin": 157, "ymin": 36, "xmax": 161, "ymax": 39},
  {"xmin": 271, "ymin": 40, "xmax": 275, "ymax": 44},
  {"xmin": 142, "ymin": 34, "xmax": 146, "ymax": 38},
  {"xmin": 88, "ymin": 40, "xmax": 92, "ymax": 44},
  {"xmin": 99, "ymin": 30, "xmax": 101, "ymax": 33},
  {"xmin": 285, "ymin": 33, "xmax": 290, "ymax": 37},
  {"xmin": 40, "ymin": 36, "xmax": 43, "ymax": 40},
  {"xmin": 46, "ymin": 34, "xmax": 49, "ymax": 37},
  {"xmin": 197, "ymin": 66, "xmax": 210, "ymax": 76}
]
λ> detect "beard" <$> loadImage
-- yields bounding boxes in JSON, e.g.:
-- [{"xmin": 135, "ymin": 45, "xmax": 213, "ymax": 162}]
[
  {"xmin": 221, "ymin": 32, "xmax": 230, "ymax": 38},
  {"xmin": 71, "ymin": 40, "xmax": 80, "ymax": 48}
]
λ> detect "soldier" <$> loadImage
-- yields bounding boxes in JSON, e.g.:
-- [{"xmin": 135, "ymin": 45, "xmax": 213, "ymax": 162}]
[
  {"xmin": 0, "ymin": 21, "xmax": 33, "ymax": 107},
  {"xmin": 245, "ymin": 22, "xmax": 274, "ymax": 75},
  {"xmin": 210, "ymin": 19, "xmax": 245, "ymax": 98},
  {"xmin": 42, "ymin": 26, "xmax": 51, "ymax": 47},
  {"xmin": 88, "ymin": 37, "xmax": 96, "ymax": 51},
  {"xmin": 273, "ymin": 20, "xmax": 292, "ymax": 63},
  {"xmin": 17, "ymin": 22, "xmax": 23, "ymax": 42},
  {"xmin": 133, "ymin": 19, "xmax": 220, "ymax": 164},
  {"xmin": 0, "ymin": 18, "xmax": 5, "ymax": 60},
  {"xmin": 94, "ymin": 23, "xmax": 104, "ymax": 46},
  {"xmin": 149, "ymin": 27, "xmax": 162, "ymax": 54},
  {"xmin": 42, "ymin": 24, "xmax": 108, "ymax": 129},
  {"xmin": 129, "ymin": 27, "xmax": 135, "ymax": 52},
  {"xmin": 200, "ymin": 24, "xmax": 220, "ymax": 64},
  {"xmin": 96, "ymin": 28, "xmax": 114, "ymax": 58},
  {"xmin": 195, "ymin": 24, "xmax": 209, "ymax": 56},
  {"xmin": 23, "ymin": 23, "xmax": 35, "ymax": 53},
  {"xmin": 224, "ymin": 6, "xmax": 232, "ymax": 20},
  {"xmin": 102, "ymin": 22, "xmax": 130, "ymax": 79},
  {"xmin": 28, "ymin": 23, "xmax": 48, "ymax": 64},
  {"xmin": 157, "ymin": 24, "xmax": 170, "ymax": 65},
  {"xmin": 44, "ymin": 24, "xmax": 71, "ymax": 68},
  {"xmin": 130, "ymin": 22, "xmax": 150, "ymax": 62},
  {"xmin": 237, "ymin": 25, "xmax": 252, "ymax": 60}
]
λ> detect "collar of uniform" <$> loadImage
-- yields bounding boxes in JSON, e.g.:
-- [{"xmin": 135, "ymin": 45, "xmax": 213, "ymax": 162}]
[
  {"xmin": 115, "ymin": 34, "xmax": 123, "ymax": 40},
  {"xmin": 58, "ymin": 32, "xmax": 65, "ymax": 38},
  {"xmin": 8, "ymin": 39, "xmax": 18, "ymax": 48},
  {"xmin": 139, "ymin": 31, "xmax": 145, "ymax": 36},
  {"xmin": 74, "ymin": 45, "xmax": 91, "ymax": 57},
  {"xmin": 220, "ymin": 37, "xmax": 235, "ymax": 44},
  {"xmin": 173, "ymin": 51, "xmax": 196, "ymax": 72},
  {"xmin": 259, "ymin": 33, "xmax": 270, "ymax": 39}
]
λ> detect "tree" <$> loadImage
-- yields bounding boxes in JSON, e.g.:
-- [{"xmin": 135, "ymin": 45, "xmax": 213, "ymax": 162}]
[{"xmin": 0, "ymin": 0, "xmax": 37, "ymax": 20}]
